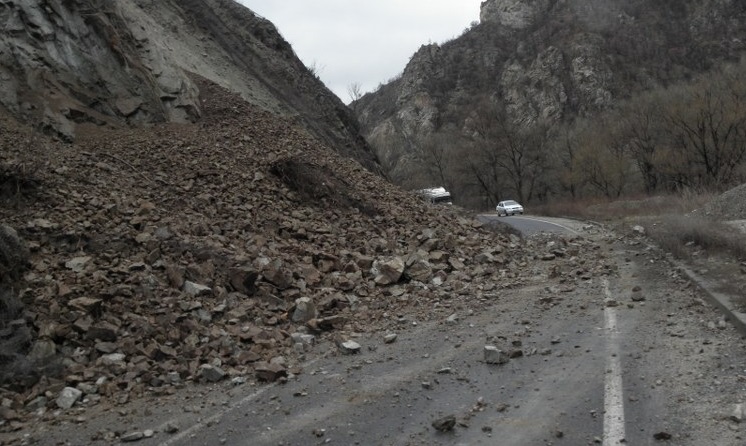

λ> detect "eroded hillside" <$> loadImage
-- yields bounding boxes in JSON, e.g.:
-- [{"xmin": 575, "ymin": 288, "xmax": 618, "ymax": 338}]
[{"xmin": 0, "ymin": 0, "xmax": 378, "ymax": 172}]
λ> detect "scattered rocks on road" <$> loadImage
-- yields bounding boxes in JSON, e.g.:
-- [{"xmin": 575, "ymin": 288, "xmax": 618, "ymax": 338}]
[
  {"xmin": 484, "ymin": 345, "xmax": 509, "ymax": 365},
  {"xmin": 339, "ymin": 340, "xmax": 362, "ymax": 355},
  {"xmin": 631, "ymin": 285, "xmax": 646, "ymax": 302},
  {"xmin": 432, "ymin": 414, "xmax": 457, "ymax": 432}
]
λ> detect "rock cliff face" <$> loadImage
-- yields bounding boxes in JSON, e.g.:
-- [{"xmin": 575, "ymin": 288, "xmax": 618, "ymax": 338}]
[
  {"xmin": 355, "ymin": 0, "xmax": 746, "ymax": 188},
  {"xmin": 0, "ymin": 0, "xmax": 379, "ymax": 171},
  {"xmin": 479, "ymin": 0, "xmax": 552, "ymax": 29}
]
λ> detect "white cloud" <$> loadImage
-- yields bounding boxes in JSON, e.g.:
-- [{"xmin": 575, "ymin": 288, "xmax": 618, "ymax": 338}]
[{"xmin": 237, "ymin": 0, "xmax": 483, "ymax": 102}]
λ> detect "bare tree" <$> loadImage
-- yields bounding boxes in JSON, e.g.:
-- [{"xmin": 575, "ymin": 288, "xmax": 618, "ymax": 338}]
[
  {"xmin": 666, "ymin": 79, "xmax": 746, "ymax": 189},
  {"xmin": 415, "ymin": 131, "xmax": 455, "ymax": 189},
  {"xmin": 574, "ymin": 117, "xmax": 632, "ymax": 198},
  {"xmin": 617, "ymin": 92, "xmax": 667, "ymax": 194},
  {"xmin": 465, "ymin": 96, "xmax": 548, "ymax": 204},
  {"xmin": 549, "ymin": 124, "xmax": 586, "ymax": 200},
  {"xmin": 347, "ymin": 82, "xmax": 363, "ymax": 109}
]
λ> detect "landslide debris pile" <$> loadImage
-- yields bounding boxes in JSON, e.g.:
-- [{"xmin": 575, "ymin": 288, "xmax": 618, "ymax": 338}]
[
  {"xmin": 0, "ymin": 78, "xmax": 599, "ymax": 430},
  {"xmin": 704, "ymin": 183, "xmax": 746, "ymax": 220}
]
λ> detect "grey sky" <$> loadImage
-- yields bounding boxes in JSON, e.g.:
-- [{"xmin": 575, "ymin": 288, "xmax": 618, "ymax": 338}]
[{"xmin": 237, "ymin": 1, "xmax": 484, "ymax": 102}]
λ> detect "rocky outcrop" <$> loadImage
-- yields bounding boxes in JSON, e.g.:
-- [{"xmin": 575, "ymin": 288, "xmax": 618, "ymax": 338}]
[
  {"xmin": 0, "ymin": 0, "xmax": 380, "ymax": 172},
  {"xmin": 354, "ymin": 0, "xmax": 746, "ymax": 204},
  {"xmin": 480, "ymin": 0, "xmax": 551, "ymax": 29},
  {"xmin": 0, "ymin": 0, "xmax": 201, "ymax": 140}
]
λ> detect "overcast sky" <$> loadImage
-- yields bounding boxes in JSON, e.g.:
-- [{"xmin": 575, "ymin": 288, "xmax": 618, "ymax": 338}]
[{"xmin": 237, "ymin": 1, "xmax": 484, "ymax": 103}]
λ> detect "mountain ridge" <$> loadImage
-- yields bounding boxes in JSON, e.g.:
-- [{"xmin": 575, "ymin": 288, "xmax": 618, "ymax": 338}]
[{"xmin": 354, "ymin": 0, "xmax": 746, "ymax": 205}]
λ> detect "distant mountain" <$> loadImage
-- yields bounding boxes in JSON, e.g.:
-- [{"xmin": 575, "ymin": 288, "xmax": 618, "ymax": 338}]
[
  {"xmin": 0, "ymin": 0, "xmax": 380, "ymax": 172},
  {"xmin": 354, "ymin": 0, "xmax": 746, "ymax": 204}
]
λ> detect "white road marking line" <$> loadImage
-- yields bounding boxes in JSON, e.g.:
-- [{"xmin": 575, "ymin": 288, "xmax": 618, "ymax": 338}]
[
  {"xmin": 518, "ymin": 216, "xmax": 580, "ymax": 234},
  {"xmin": 157, "ymin": 357, "xmax": 323, "ymax": 446},
  {"xmin": 479, "ymin": 213, "xmax": 581, "ymax": 234},
  {"xmin": 602, "ymin": 278, "xmax": 626, "ymax": 446}
]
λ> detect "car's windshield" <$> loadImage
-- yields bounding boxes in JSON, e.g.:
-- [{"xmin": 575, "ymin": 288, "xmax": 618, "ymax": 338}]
[{"xmin": 504, "ymin": 200, "xmax": 518, "ymax": 205}]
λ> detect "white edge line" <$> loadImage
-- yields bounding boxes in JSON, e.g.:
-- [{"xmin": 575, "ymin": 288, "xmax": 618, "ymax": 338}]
[
  {"xmin": 157, "ymin": 357, "xmax": 323, "ymax": 446},
  {"xmin": 602, "ymin": 278, "xmax": 626, "ymax": 446},
  {"xmin": 507, "ymin": 215, "xmax": 580, "ymax": 235}
]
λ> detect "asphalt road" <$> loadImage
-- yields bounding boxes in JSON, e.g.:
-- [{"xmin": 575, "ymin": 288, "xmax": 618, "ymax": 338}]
[{"xmin": 478, "ymin": 214, "xmax": 582, "ymax": 235}]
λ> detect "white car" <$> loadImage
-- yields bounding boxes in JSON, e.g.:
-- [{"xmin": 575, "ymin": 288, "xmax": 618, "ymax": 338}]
[{"xmin": 496, "ymin": 200, "xmax": 524, "ymax": 216}]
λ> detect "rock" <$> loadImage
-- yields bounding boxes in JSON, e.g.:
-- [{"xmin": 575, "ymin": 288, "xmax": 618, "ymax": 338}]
[
  {"xmin": 653, "ymin": 432, "xmax": 672, "ymax": 440},
  {"xmin": 339, "ymin": 340, "xmax": 361, "ymax": 355},
  {"xmin": 432, "ymin": 414, "xmax": 456, "ymax": 432},
  {"xmin": 255, "ymin": 362, "xmax": 288, "ymax": 382},
  {"xmin": 95, "ymin": 341, "xmax": 119, "ymax": 354},
  {"xmin": 121, "ymin": 431, "xmax": 145, "ymax": 442},
  {"xmin": 631, "ymin": 285, "xmax": 646, "ymax": 302},
  {"xmin": 731, "ymin": 403, "xmax": 745, "ymax": 423},
  {"xmin": 372, "ymin": 257, "xmax": 405, "ymax": 285},
  {"xmin": 263, "ymin": 260, "xmax": 294, "ymax": 290},
  {"xmin": 0, "ymin": 224, "xmax": 29, "ymax": 280},
  {"xmin": 183, "ymin": 281, "xmax": 212, "ymax": 297},
  {"xmin": 200, "ymin": 364, "xmax": 226, "ymax": 382},
  {"xmin": 56, "ymin": 387, "xmax": 83, "ymax": 409},
  {"xmin": 65, "ymin": 256, "xmax": 91, "ymax": 272},
  {"xmin": 87, "ymin": 322, "xmax": 119, "ymax": 341},
  {"xmin": 292, "ymin": 297, "xmax": 317, "ymax": 323},
  {"xmin": 484, "ymin": 345, "xmax": 509, "ymax": 365},
  {"xmin": 228, "ymin": 267, "xmax": 258, "ymax": 294},
  {"xmin": 25, "ymin": 396, "xmax": 48, "ymax": 411},
  {"xmin": 165, "ymin": 423, "xmax": 179, "ymax": 434},
  {"xmin": 166, "ymin": 265, "xmax": 185, "ymax": 289},
  {"xmin": 28, "ymin": 338, "xmax": 57, "ymax": 362},
  {"xmin": 291, "ymin": 333, "xmax": 316, "ymax": 346},
  {"xmin": 100, "ymin": 353, "xmax": 126, "ymax": 366},
  {"xmin": 77, "ymin": 382, "xmax": 98, "ymax": 395},
  {"xmin": 508, "ymin": 349, "xmax": 524, "ymax": 358},
  {"xmin": 405, "ymin": 259, "xmax": 433, "ymax": 282},
  {"xmin": 448, "ymin": 257, "xmax": 465, "ymax": 270},
  {"xmin": 605, "ymin": 299, "xmax": 619, "ymax": 307},
  {"xmin": 308, "ymin": 315, "xmax": 346, "ymax": 331},
  {"xmin": 0, "ymin": 407, "xmax": 20, "ymax": 421},
  {"xmin": 446, "ymin": 313, "xmax": 459, "ymax": 325},
  {"xmin": 384, "ymin": 333, "xmax": 398, "ymax": 344},
  {"xmin": 632, "ymin": 225, "xmax": 646, "ymax": 235},
  {"xmin": 66, "ymin": 297, "xmax": 103, "ymax": 315}
]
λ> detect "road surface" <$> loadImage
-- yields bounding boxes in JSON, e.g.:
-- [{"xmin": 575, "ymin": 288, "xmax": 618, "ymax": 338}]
[{"xmin": 478, "ymin": 214, "xmax": 583, "ymax": 235}]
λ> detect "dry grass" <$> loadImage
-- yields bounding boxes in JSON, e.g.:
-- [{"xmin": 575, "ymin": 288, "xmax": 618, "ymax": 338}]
[
  {"xmin": 647, "ymin": 215, "xmax": 746, "ymax": 260},
  {"xmin": 536, "ymin": 192, "xmax": 746, "ymax": 262},
  {"xmin": 534, "ymin": 192, "xmax": 716, "ymax": 221}
]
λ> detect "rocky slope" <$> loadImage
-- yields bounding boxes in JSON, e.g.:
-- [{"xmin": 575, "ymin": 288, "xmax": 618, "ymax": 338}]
[
  {"xmin": 354, "ymin": 0, "xmax": 746, "ymax": 191},
  {"xmin": 0, "ymin": 0, "xmax": 379, "ymax": 172},
  {"xmin": 0, "ymin": 76, "xmax": 617, "ymax": 435}
]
